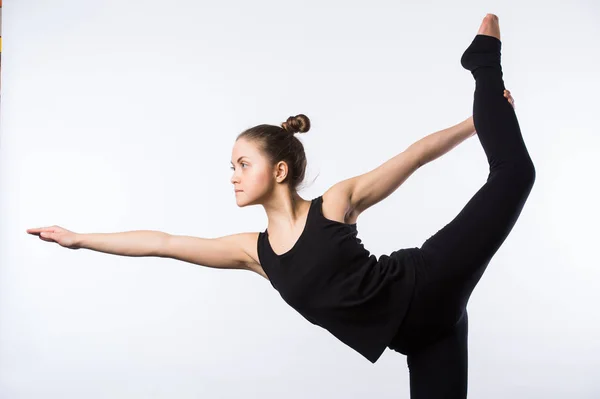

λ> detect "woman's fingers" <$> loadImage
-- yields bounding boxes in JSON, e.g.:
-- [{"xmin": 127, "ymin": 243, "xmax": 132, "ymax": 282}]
[
  {"xmin": 27, "ymin": 226, "xmax": 56, "ymax": 235},
  {"xmin": 27, "ymin": 228, "xmax": 57, "ymax": 242},
  {"xmin": 503, "ymin": 89, "xmax": 515, "ymax": 109}
]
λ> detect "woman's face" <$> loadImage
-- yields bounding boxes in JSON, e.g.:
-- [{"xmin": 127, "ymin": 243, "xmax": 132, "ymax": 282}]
[{"xmin": 230, "ymin": 138, "xmax": 275, "ymax": 206}]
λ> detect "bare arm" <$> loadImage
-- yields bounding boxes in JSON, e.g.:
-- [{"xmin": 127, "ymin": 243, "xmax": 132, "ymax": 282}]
[
  {"xmin": 76, "ymin": 230, "xmax": 170, "ymax": 257},
  {"xmin": 159, "ymin": 233, "xmax": 254, "ymax": 270},
  {"xmin": 341, "ymin": 117, "xmax": 476, "ymax": 216},
  {"xmin": 76, "ymin": 230, "xmax": 253, "ymax": 270},
  {"xmin": 413, "ymin": 116, "xmax": 475, "ymax": 167}
]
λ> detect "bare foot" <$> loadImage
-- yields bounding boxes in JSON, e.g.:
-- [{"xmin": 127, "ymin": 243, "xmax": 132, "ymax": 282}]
[{"xmin": 477, "ymin": 14, "xmax": 501, "ymax": 41}]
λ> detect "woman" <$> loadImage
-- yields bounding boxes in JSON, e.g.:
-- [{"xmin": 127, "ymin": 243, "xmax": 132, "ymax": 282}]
[{"xmin": 27, "ymin": 13, "xmax": 531, "ymax": 399}]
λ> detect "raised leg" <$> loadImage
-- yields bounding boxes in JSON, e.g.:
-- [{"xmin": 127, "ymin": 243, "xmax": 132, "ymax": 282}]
[{"xmin": 417, "ymin": 14, "xmax": 535, "ymax": 312}]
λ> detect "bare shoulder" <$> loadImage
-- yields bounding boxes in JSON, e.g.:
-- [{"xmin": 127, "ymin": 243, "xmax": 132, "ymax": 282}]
[
  {"xmin": 237, "ymin": 232, "xmax": 269, "ymax": 281},
  {"xmin": 234, "ymin": 184, "xmax": 357, "ymax": 281},
  {"xmin": 322, "ymin": 179, "xmax": 360, "ymax": 225}
]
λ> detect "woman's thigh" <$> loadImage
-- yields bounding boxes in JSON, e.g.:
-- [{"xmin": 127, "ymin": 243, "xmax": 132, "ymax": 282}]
[
  {"xmin": 419, "ymin": 162, "xmax": 534, "ymax": 302},
  {"xmin": 388, "ymin": 252, "xmax": 468, "ymax": 355},
  {"xmin": 406, "ymin": 310, "xmax": 469, "ymax": 399}
]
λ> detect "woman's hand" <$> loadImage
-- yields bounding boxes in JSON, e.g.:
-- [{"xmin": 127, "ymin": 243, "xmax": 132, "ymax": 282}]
[
  {"xmin": 26, "ymin": 225, "xmax": 80, "ymax": 249},
  {"xmin": 504, "ymin": 89, "xmax": 515, "ymax": 109}
]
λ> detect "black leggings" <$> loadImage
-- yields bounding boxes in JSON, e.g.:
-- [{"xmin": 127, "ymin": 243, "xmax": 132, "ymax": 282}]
[{"xmin": 387, "ymin": 34, "xmax": 536, "ymax": 398}]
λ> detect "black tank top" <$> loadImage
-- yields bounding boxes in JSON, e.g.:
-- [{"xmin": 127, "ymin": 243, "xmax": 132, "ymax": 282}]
[{"xmin": 257, "ymin": 195, "xmax": 422, "ymax": 363}]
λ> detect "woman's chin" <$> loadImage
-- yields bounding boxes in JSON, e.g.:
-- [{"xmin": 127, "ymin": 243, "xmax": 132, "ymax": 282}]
[{"xmin": 235, "ymin": 192, "xmax": 247, "ymax": 206}]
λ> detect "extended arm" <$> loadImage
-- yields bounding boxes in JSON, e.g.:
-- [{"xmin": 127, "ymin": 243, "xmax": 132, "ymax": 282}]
[
  {"xmin": 340, "ymin": 116, "xmax": 476, "ymax": 216},
  {"xmin": 414, "ymin": 116, "xmax": 475, "ymax": 167},
  {"xmin": 74, "ymin": 230, "xmax": 254, "ymax": 270}
]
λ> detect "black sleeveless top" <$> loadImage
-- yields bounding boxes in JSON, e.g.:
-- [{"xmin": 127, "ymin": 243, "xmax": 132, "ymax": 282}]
[{"xmin": 257, "ymin": 195, "xmax": 422, "ymax": 363}]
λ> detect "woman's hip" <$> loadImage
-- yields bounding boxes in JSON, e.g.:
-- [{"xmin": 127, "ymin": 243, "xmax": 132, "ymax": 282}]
[{"xmin": 388, "ymin": 251, "xmax": 469, "ymax": 354}]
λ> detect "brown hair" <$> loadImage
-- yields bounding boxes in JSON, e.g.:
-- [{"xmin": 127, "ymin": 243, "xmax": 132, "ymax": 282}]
[{"xmin": 236, "ymin": 114, "xmax": 313, "ymax": 192}]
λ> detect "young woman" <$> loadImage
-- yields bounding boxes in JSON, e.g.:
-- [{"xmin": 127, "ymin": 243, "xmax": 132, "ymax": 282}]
[{"xmin": 27, "ymin": 13, "xmax": 531, "ymax": 399}]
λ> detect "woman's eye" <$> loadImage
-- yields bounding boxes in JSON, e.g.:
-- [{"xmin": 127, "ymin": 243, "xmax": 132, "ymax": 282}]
[{"xmin": 230, "ymin": 163, "xmax": 247, "ymax": 170}]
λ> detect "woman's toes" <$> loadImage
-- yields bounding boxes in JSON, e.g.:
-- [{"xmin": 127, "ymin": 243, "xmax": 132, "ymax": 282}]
[{"xmin": 477, "ymin": 14, "xmax": 501, "ymax": 40}]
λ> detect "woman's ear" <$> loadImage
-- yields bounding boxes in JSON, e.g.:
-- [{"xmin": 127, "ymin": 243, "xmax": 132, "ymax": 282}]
[{"xmin": 275, "ymin": 161, "xmax": 289, "ymax": 183}]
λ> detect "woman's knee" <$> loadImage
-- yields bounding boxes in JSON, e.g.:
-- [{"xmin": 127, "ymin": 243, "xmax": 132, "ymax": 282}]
[{"xmin": 496, "ymin": 157, "xmax": 536, "ymax": 189}]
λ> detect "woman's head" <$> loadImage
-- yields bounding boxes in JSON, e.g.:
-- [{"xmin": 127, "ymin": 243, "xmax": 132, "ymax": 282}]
[{"xmin": 230, "ymin": 114, "xmax": 311, "ymax": 206}]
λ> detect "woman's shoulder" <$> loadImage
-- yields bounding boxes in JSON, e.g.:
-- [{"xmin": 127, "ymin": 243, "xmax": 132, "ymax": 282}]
[{"xmin": 321, "ymin": 186, "xmax": 359, "ymax": 225}]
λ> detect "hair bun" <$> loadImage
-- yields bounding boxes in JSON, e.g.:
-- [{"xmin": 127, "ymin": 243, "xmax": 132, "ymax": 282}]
[{"xmin": 281, "ymin": 114, "xmax": 310, "ymax": 135}]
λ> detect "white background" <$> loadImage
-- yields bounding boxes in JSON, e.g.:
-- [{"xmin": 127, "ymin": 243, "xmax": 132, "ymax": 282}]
[{"xmin": 2, "ymin": 0, "xmax": 599, "ymax": 398}]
